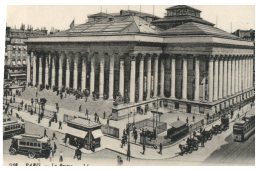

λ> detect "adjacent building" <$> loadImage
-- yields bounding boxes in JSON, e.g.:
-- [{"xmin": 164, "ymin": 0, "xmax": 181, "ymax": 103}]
[
  {"xmin": 25, "ymin": 5, "xmax": 255, "ymax": 119},
  {"xmin": 5, "ymin": 25, "xmax": 47, "ymax": 85}
]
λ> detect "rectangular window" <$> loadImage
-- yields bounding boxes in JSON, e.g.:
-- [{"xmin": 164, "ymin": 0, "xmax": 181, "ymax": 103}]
[
  {"xmin": 199, "ymin": 106, "xmax": 205, "ymax": 114},
  {"xmin": 19, "ymin": 141, "xmax": 26, "ymax": 145},
  {"xmin": 175, "ymin": 102, "xmax": 179, "ymax": 109}
]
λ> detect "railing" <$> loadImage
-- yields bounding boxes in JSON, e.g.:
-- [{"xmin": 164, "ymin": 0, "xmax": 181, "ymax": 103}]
[
  {"xmin": 101, "ymin": 125, "xmax": 119, "ymax": 138},
  {"xmin": 127, "ymin": 119, "xmax": 167, "ymax": 135}
]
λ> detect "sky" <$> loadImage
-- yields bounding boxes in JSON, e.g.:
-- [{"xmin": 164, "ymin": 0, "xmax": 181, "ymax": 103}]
[{"xmin": 6, "ymin": 5, "xmax": 255, "ymax": 33}]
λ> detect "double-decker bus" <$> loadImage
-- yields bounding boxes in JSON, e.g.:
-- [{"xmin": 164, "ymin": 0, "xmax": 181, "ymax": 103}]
[
  {"xmin": 233, "ymin": 114, "xmax": 255, "ymax": 142},
  {"xmin": 9, "ymin": 134, "xmax": 51, "ymax": 159},
  {"xmin": 3, "ymin": 120, "xmax": 25, "ymax": 139}
]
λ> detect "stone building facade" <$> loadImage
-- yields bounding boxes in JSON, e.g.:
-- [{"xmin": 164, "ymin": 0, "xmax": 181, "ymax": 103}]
[
  {"xmin": 5, "ymin": 26, "xmax": 47, "ymax": 84},
  {"xmin": 25, "ymin": 6, "xmax": 255, "ymax": 119}
]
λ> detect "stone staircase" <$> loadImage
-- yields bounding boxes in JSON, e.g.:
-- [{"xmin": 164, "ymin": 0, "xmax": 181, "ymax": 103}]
[{"xmin": 20, "ymin": 87, "xmax": 113, "ymax": 117}]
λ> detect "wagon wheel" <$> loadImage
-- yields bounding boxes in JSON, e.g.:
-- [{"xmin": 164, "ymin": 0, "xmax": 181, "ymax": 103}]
[
  {"xmin": 28, "ymin": 152, "xmax": 36, "ymax": 159},
  {"xmin": 9, "ymin": 147, "xmax": 17, "ymax": 155}
]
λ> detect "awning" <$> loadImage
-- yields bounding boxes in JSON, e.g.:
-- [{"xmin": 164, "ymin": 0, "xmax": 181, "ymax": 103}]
[
  {"xmin": 92, "ymin": 129, "xmax": 103, "ymax": 139},
  {"xmin": 65, "ymin": 126, "xmax": 87, "ymax": 139}
]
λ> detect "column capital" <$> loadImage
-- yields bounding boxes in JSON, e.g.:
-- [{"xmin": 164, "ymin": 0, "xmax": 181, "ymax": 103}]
[{"xmin": 129, "ymin": 53, "xmax": 137, "ymax": 61}]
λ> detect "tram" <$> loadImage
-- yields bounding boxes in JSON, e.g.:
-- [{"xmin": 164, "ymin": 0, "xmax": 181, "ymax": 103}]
[
  {"xmin": 233, "ymin": 114, "xmax": 255, "ymax": 142},
  {"xmin": 3, "ymin": 120, "xmax": 25, "ymax": 139},
  {"xmin": 9, "ymin": 134, "xmax": 51, "ymax": 159}
]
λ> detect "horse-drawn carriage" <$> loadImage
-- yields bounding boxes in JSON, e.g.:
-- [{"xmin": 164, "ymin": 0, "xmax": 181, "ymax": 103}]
[
  {"xmin": 212, "ymin": 115, "xmax": 229, "ymax": 134},
  {"xmin": 179, "ymin": 137, "xmax": 200, "ymax": 155}
]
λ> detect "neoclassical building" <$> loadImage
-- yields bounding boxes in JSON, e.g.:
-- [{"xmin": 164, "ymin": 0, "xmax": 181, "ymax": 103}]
[{"xmin": 26, "ymin": 6, "xmax": 255, "ymax": 120}]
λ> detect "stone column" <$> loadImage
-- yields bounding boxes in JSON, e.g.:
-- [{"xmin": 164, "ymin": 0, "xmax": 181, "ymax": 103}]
[
  {"xmin": 119, "ymin": 58, "xmax": 124, "ymax": 97},
  {"xmin": 90, "ymin": 55, "xmax": 95, "ymax": 94},
  {"xmin": 182, "ymin": 57, "xmax": 187, "ymax": 99},
  {"xmin": 65, "ymin": 56, "xmax": 70, "ymax": 88},
  {"xmin": 51, "ymin": 55, "xmax": 56, "ymax": 87},
  {"xmin": 250, "ymin": 56, "xmax": 253, "ymax": 88},
  {"xmin": 139, "ymin": 56, "xmax": 144, "ymax": 102},
  {"xmin": 243, "ymin": 57, "xmax": 247, "ymax": 90},
  {"xmin": 240, "ymin": 57, "xmax": 243, "ymax": 92},
  {"xmin": 38, "ymin": 57, "xmax": 43, "ymax": 86},
  {"xmin": 153, "ymin": 55, "xmax": 159, "ymax": 97},
  {"xmin": 223, "ymin": 58, "xmax": 228, "ymax": 98},
  {"xmin": 247, "ymin": 57, "xmax": 250, "ymax": 89},
  {"xmin": 32, "ymin": 53, "xmax": 37, "ymax": 86},
  {"xmin": 99, "ymin": 55, "xmax": 105, "ymax": 98},
  {"xmin": 248, "ymin": 57, "xmax": 251, "ymax": 88},
  {"xmin": 27, "ymin": 52, "xmax": 31, "ymax": 84},
  {"xmin": 81, "ymin": 57, "xmax": 87, "ymax": 91},
  {"xmin": 208, "ymin": 58, "xmax": 214, "ymax": 102},
  {"xmin": 171, "ymin": 56, "xmax": 176, "ymax": 99},
  {"xmin": 108, "ymin": 54, "xmax": 114, "ymax": 99},
  {"xmin": 238, "ymin": 57, "xmax": 241, "ymax": 92},
  {"xmin": 243, "ymin": 58, "xmax": 247, "ymax": 90},
  {"xmin": 231, "ymin": 57, "xmax": 236, "ymax": 95},
  {"xmin": 235, "ymin": 58, "xmax": 239, "ymax": 93},
  {"xmin": 58, "ymin": 53, "xmax": 64, "ymax": 89},
  {"xmin": 73, "ymin": 53, "xmax": 79, "ymax": 89},
  {"xmin": 213, "ymin": 58, "xmax": 219, "ymax": 101},
  {"xmin": 227, "ymin": 58, "xmax": 232, "ymax": 96},
  {"xmin": 45, "ymin": 55, "xmax": 49, "ymax": 86},
  {"xmin": 218, "ymin": 58, "xmax": 223, "ymax": 99},
  {"xmin": 160, "ymin": 57, "xmax": 165, "ymax": 97},
  {"xmin": 146, "ymin": 55, "xmax": 152, "ymax": 100},
  {"xmin": 194, "ymin": 56, "xmax": 200, "ymax": 101},
  {"xmin": 129, "ymin": 55, "xmax": 136, "ymax": 103}
]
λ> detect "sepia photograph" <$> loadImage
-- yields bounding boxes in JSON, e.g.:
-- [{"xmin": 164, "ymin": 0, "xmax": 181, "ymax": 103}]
[{"xmin": 1, "ymin": 1, "xmax": 256, "ymax": 166}]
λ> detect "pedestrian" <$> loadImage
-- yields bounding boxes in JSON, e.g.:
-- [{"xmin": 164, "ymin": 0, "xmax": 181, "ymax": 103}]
[
  {"xmin": 49, "ymin": 147, "xmax": 53, "ymax": 162},
  {"xmin": 134, "ymin": 131, "xmax": 138, "ymax": 144},
  {"xmin": 94, "ymin": 113, "xmax": 97, "ymax": 122},
  {"xmin": 44, "ymin": 128, "xmax": 47, "ymax": 137},
  {"xmin": 159, "ymin": 143, "xmax": 162, "ymax": 154},
  {"xmin": 79, "ymin": 105, "xmax": 82, "ymax": 112},
  {"xmin": 10, "ymin": 108, "xmax": 13, "ymax": 116},
  {"xmin": 49, "ymin": 119, "xmax": 51, "ymax": 127},
  {"xmin": 142, "ymin": 143, "xmax": 145, "ymax": 155},
  {"xmin": 186, "ymin": 117, "xmax": 189, "ymax": 124},
  {"xmin": 103, "ymin": 111, "xmax": 106, "ymax": 119},
  {"xmin": 59, "ymin": 151, "xmax": 63, "ymax": 162},
  {"xmin": 201, "ymin": 136, "xmax": 205, "ymax": 147},
  {"xmin": 85, "ymin": 108, "xmax": 88, "ymax": 118},
  {"xmin": 53, "ymin": 142, "xmax": 57, "ymax": 154},
  {"xmin": 59, "ymin": 121, "xmax": 62, "ymax": 129},
  {"xmin": 193, "ymin": 115, "xmax": 195, "ymax": 122},
  {"xmin": 52, "ymin": 132, "xmax": 57, "ymax": 140},
  {"xmin": 121, "ymin": 138, "xmax": 125, "ymax": 148}
]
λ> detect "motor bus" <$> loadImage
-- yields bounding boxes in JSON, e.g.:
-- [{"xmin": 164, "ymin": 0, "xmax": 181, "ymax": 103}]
[
  {"xmin": 233, "ymin": 114, "xmax": 255, "ymax": 142},
  {"xmin": 3, "ymin": 120, "xmax": 25, "ymax": 139},
  {"xmin": 9, "ymin": 134, "xmax": 51, "ymax": 159}
]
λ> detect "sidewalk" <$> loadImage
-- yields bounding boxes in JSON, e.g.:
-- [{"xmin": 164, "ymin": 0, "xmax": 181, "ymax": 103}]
[{"xmin": 8, "ymin": 97, "xmax": 254, "ymax": 160}]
